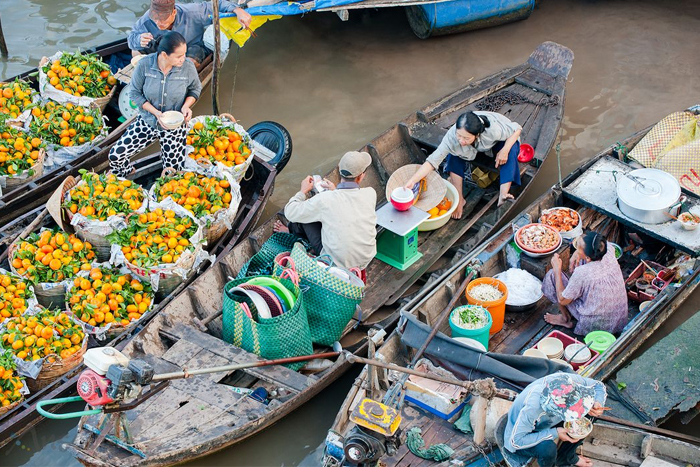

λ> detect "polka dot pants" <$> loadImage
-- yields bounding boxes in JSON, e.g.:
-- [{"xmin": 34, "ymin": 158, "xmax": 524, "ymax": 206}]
[{"xmin": 108, "ymin": 116, "xmax": 188, "ymax": 177}]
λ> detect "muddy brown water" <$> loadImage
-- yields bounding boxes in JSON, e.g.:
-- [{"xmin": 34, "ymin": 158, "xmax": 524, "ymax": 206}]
[{"xmin": 1, "ymin": 0, "xmax": 699, "ymax": 465}]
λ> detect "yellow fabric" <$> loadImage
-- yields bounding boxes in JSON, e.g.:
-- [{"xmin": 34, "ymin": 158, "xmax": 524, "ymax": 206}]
[
  {"xmin": 219, "ymin": 15, "xmax": 282, "ymax": 47},
  {"xmin": 629, "ymin": 111, "xmax": 700, "ymax": 195}
]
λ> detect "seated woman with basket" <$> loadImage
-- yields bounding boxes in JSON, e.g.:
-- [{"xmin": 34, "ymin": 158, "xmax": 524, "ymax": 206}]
[
  {"xmin": 108, "ymin": 31, "xmax": 201, "ymax": 178},
  {"xmin": 274, "ymin": 151, "xmax": 377, "ymax": 280}
]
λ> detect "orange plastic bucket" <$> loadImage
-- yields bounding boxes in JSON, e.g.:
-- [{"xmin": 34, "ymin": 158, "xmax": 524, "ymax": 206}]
[{"xmin": 465, "ymin": 277, "xmax": 508, "ymax": 335}]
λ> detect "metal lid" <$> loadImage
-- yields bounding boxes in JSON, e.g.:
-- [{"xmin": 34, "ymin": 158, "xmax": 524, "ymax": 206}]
[{"xmin": 617, "ymin": 168, "xmax": 680, "ymax": 210}]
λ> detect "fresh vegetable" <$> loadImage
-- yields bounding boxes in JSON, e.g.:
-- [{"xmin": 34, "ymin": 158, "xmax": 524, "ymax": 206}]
[
  {"xmin": 452, "ymin": 305, "xmax": 490, "ymax": 330},
  {"xmin": 0, "ymin": 272, "xmax": 33, "ymax": 319},
  {"xmin": 0, "ymin": 308, "xmax": 85, "ymax": 362},
  {"xmin": 0, "ymin": 125, "xmax": 43, "ymax": 176},
  {"xmin": 64, "ymin": 170, "xmax": 145, "ymax": 220},
  {"xmin": 154, "ymin": 171, "xmax": 233, "ymax": 216},
  {"xmin": 66, "ymin": 266, "xmax": 154, "ymax": 327},
  {"xmin": 29, "ymin": 101, "xmax": 103, "ymax": 148},
  {"xmin": 42, "ymin": 51, "xmax": 116, "ymax": 98},
  {"xmin": 186, "ymin": 118, "xmax": 250, "ymax": 167},
  {"xmin": 11, "ymin": 230, "xmax": 96, "ymax": 283},
  {"xmin": 0, "ymin": 79, "xmax": 36, "ymax": 121},
  {"xmin": 107, "ymin": 208, "xmax": 198, "ymax": 268},
  {"xmin": 0, "ymin": 350, "xmax": 25, "ymax": 407}
]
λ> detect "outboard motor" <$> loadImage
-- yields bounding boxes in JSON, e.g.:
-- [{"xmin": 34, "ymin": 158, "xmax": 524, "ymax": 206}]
[{"xmin": 341, "ymin": 398, "xmax": 401, "ymax": 466}]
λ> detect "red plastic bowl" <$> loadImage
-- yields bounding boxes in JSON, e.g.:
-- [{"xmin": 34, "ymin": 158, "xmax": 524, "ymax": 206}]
[
  {"xmin": 518, "ymin": 143, "xmax": 534, "ymax": 163},
  {"xmin": 390, "ymin": 187, "xmax": 415, "ymax": 211}
]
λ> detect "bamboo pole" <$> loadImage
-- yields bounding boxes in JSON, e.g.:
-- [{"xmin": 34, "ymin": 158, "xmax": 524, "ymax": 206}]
[
  {"xmin": 0, "ymin": 14, "xmax": 8, "ymax": 58},
  {"xmin": 211, "ymin": 0, "xmax": 221, "ymax": 115}
]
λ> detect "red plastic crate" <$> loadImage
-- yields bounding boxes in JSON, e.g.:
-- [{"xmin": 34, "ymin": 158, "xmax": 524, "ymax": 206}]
[
  {"xmin": 625, "ymin": 260, "xmax": 673, "ymax": 303},
  {"xmin": 541, "ymin": 330, "xmax": 600, "ymax": 371}
]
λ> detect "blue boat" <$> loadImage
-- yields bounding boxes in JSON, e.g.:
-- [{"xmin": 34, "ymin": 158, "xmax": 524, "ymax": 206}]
[
  {"xmin": 229, "ymin": 0, "xmax": 536, "ymax": 39},
  {"xmin": 406, "ymin": 0, "xmax": 536, "ymax": 38}
]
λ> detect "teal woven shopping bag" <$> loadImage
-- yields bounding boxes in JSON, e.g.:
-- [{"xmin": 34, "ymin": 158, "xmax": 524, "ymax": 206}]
[
  {"xmin": 237, "ymin": 232, "xmax": 299, "ymax": 279},
  {"xmin": 221, "ymin": 276, "xmax": 313, "ymax": 371},
  {"xmin": 284, "ymin": 243, "xmax": 365, "ymax": 346}
]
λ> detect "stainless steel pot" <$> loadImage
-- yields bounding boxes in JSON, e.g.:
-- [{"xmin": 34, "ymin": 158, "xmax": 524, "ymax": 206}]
[{"xmin": 617, "ymin": 168, "xmax": 682, "ymax": 224}]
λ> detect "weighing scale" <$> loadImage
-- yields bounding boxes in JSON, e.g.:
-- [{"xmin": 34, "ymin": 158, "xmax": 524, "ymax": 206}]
[{"xmin": 375, "ymin": 203, "xmax": 429, "ymax": 271}]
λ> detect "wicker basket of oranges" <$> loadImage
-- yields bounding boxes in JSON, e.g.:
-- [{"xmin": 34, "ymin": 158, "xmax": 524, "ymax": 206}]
[
  {"xmin": 65, "ymin": 265, "xmax": 154, "ymax": 339},
  {"xmin": 39, "ymin": 51, "xmax": 117, "ymax": 110},
  {"xmin": 29, "ymin": 101, "xmax": 106, "ymax": 170},
  {"xmin": 0, "ymin": 269, "xmax": 37, "ymax": 320},
  {"xmin": 0, "ymin": 307, "xmax": 87, "ymax": 392},
  {"xmin": 9, "ymin": 229, "xmax": 96, "ymax": 309},
  {"xmin": 62, "ymin": 170, "xmax": 147, "ymax": 261},
  {"xmin": 0, "ymin": 78, "xmax": 38, "ymax": 129},
  {"xmin": 107, "ymin": 207, "xmax": 206, "ymax": 298},
  {"xmin": 185, "ymin": 114, "xmax": 254, "ymax": 183},
  {"xmin": 150, "ymin": 169, "xmax": 241, "ymax": 245},
  {"xmin": 0, "ymin": 350, "xmax": 27, "ymax": 416},
  {"xmin": 0, "ymin": 125, "xmax": 45, "ymax": 191}
]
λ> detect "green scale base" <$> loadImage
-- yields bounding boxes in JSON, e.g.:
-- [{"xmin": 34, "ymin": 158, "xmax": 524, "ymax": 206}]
[{"xmin": 375, "ymin": 227, "xmax": 423, "ymax": 271}]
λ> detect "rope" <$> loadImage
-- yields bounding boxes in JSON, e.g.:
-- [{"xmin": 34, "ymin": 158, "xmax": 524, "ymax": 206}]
[
  {"xmin": 227, "ymin": 46, "xmax": 241, "ymax": 115},
  {"xmin": 406, "ymin": 427, "xmax": 454, "ymax": 461},
  {"xmin": 475, "ymin": 90, "xmax": 560, "ymax": 112},
  {"xmin": 613, "ymin": 141, "xmax": 630, "ymax": 162}
]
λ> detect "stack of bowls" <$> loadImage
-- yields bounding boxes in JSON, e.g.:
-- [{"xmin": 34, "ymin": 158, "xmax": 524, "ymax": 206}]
[
  {"xmin": 564, "ymin": 343, "xmax": 592, "ymax": 364},
  {"xmin": 523, "ymin": 348, "xmax": 547, "ymax": 359},
  {"xmin": 536, "ymin": 337, "xmax": 564, "ymax": 359}
]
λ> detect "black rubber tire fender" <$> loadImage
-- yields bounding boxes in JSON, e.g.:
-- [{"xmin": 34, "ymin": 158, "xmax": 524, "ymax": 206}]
[{"xmin": 247, "ymin": 121, "xmax": 293, "ymax": 174}]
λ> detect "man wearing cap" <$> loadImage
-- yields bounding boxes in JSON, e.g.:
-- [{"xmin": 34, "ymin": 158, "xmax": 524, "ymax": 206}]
[
  {"xmin": 128, "ymin": 0, "xmax": 252, "ymax": 67},
  {"xmin": 277, "ymin": 151, "xmax": 377, "ymax": 272},
  {"xmin": 503, "ymin": 373, "xmax": 607, "ymax": 467}
]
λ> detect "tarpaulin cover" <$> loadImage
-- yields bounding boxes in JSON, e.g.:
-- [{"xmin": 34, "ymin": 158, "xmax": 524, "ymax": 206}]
[
  {"xmin": 399, "ymin": 312, "xmax": 572, "ymax": 389},
  {"xmin": 629, "ymin": 111, "xmax": 700, "ymax": 196}
]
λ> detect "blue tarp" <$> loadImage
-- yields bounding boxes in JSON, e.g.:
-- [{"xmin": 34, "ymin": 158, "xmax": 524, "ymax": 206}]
[{"xmin": 221, "ymin": 0, "xmax": 366, "ymax": 17}]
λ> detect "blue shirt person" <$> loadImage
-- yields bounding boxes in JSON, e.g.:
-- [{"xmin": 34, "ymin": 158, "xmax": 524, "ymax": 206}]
[{"xmin": 128, "ymin": 0, "xmax": 252, "ymax": 67}]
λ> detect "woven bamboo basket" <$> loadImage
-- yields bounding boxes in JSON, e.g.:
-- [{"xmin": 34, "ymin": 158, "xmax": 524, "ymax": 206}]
[
  {"xmin": 124, "ymin": 253, "xmax": 196, "ymax": 300},
  {"xmin": 63, "ymin": 176, "xmax": 146, "ymax": 262},
  {"xmin": 8, "ymin": 241, "xmax": 67, "ymax": 309},
  {"xmin": 0, "ymin": 398, "xmax": 22, "ymax": 417},
  {"xmin": 151, "ymin": 167, "xmax": 231, "ymax": 247},
  {"xmin": 26, "ymin": 337, "xmax": 87, "ymax": 393},
  {"xmin": 91, "ymin": 85, "xmax": 116, "ymax": 112},
  {"xmin": 2, "ymin": 148, "xmax": 45, "ymax": 192}
]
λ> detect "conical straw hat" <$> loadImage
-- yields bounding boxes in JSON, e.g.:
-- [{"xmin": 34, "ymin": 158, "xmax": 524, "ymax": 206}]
[{"xmin": 385, "ymin": 164, "xmax": 447, "ymax": 212}]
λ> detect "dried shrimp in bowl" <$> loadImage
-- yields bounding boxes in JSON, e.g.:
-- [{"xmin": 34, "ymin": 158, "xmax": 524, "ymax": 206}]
[{"xmin": 539, "ymin": 207, "xmax": 580, "ymax": 232}]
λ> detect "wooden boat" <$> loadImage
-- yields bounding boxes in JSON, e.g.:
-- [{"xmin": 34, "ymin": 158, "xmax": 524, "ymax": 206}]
[
  {"xmin": 321, "ymin": 116, "xmax": 700, "ymax": 466},
  {"xmin": 61, "ymin": 41, "xmax": 573, "ymax": 466},
  {"xmin": 0, "ymin": 38, "xmax": 217, "ymax": 226},
  {"xmin": 0, "ymin": 152, "xmax": 279, "ymax": 448}
]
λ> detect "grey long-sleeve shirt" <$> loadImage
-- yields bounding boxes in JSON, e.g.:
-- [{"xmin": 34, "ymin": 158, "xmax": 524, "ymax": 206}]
[
  {"xmin": 127, "ymin": 1, "xmax": 243, "ymax": 53},
  {"xmin": 130, "ymin": 53, "xmax": 202, "ymax": 128},
  {"xmin": 425, "ymin": 111, "xmax": 522, "ymax": 169}
]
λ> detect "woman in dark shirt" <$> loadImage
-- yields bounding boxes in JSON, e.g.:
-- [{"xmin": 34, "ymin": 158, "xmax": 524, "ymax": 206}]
[{"xmin": 108, "ymin": 31, "xmax": 202, "ymax": 177}]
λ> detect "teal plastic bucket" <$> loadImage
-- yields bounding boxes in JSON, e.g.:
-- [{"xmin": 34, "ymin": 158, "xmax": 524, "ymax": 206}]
[{"xmin": 449, "ymin": 305, "xmax": 493, "ymax": 351}]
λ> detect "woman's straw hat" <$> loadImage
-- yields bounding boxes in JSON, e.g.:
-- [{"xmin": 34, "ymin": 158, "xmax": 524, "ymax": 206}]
[{"xmin": 386, "ymin": 164, "xmax": 447, "ymax": 212}]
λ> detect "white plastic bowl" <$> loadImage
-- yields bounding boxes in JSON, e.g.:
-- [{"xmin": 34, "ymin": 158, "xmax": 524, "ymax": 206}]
[
  {"xmin": 523, "ymin": 348, "xmax": 547, "ymax": 359},
  {"xmin": 161, "ymin": 111, "xmax": 184, "ymax": 130},
  {"xmin": 678, "ymin": 213, "xmax": 699, "ymax": 231},
  {"xmin": 418, "ymin": 179, "xmax": 459, "ymax": 232},
  {"xmin": 537, "ymin": 337, "xmax": 564, "ymax": 358},
  {"xmin": 453, "ymin": 337, "xmax": 487, "ymax": 352},
  {"xmin": 564, "ymin": 343, "xmax": 592, "ymax": 363}
]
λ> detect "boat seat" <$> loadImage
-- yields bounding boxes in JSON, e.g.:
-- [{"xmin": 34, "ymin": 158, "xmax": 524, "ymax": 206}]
[
  {"xmin": 495, "ymin": 415, "xmax": 536, "ymax": 467},
  {"xmin": 160, "ymin": 323, "xmax": 315, "ymax": 394}
]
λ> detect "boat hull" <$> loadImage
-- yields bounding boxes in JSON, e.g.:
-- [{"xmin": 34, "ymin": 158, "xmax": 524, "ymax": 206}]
[{"xmin": 406, "ymin": 0, "xmax": 535, "ymax": 39}]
